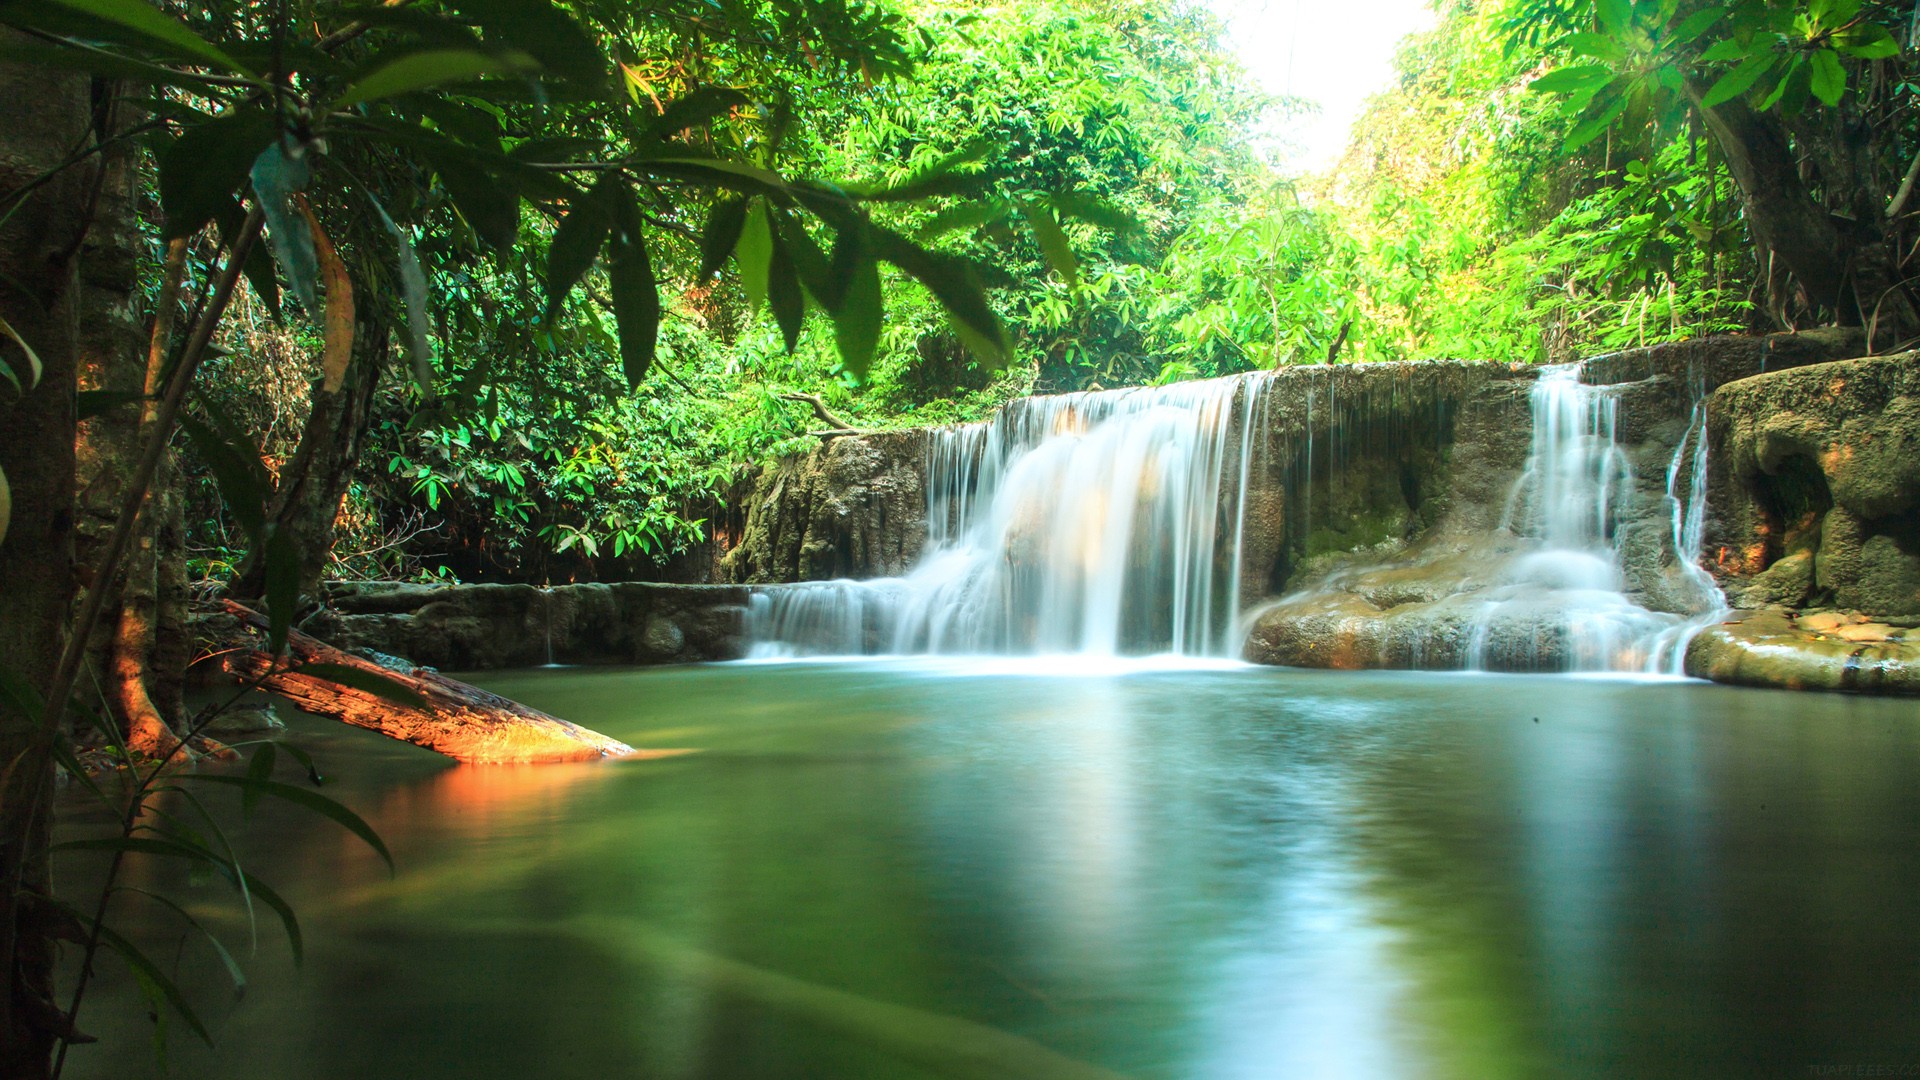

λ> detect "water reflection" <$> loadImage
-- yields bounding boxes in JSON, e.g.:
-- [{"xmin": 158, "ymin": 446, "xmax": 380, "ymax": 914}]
[{"xmin": 56, "ymin": 664, "xmax": 1920, "ymax": 1080}]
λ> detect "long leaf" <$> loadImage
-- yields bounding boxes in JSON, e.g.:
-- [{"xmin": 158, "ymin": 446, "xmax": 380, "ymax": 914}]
[
  {"xmin": 299, "ymin": 201, "xmax": 354, "ymax": 393},
  {"xmin": 180, "ymin": 775, "xmax": 394, "ymax": 872},
  {"xmin": 543, "ymin": 174, "xmax": 615, "ymax": 323},
  {"xmin": 833, "ymin": 251, "xmax": 883, "ymax": 380},
  {"xmin": 869, "ymin": 227, "xmax": 1009, "ymax": 367},
  {"xmin": 1807, "ymin": 48, "xmax": 1845, "ymax": 107},
  {"xmin": 0, "ymin": 311, "xmax": 43, "ymax": 390},
  {"xmin": 94, "ymin": 922, "xmax": 213, "ymax": 1045},
  {"xmin": 444, "ymin": 0, "xmax": 606, "ymax": 93},
  {"xmin": 119, "ymin": 887, "xmax": 247, "ymax": 999},
  {"xmin": 38, "ymin": 0, "xmax": 252, "ymax": 75},
  {"xmin": 162, "ymin": 107, "xmax": 277, "ymax": 241},
  {"xmin": 640, "ymin": 86, "xmax": 749, "ymax": 143},
  {"xmin": 735, "ymin": 200, "xmax": 773, "ymax": 315},
  {"xmin": 698, "ymin": 197, "xmax": 747, "ymax": 281},
  {"xmin": 250, "ymin": 139, "xmax": 319, "ymax": 312},
  {"xmin": 767, "ymin": 232, "xmax": 806, "ymax": 354},
  {"xmin": 239, "ymin": 869, "xmax": 303, "ymax": 963},
  {"xmin": 606, "ymin": 188, "xmax": 660, "ymax": 389},
  {"xmin": 263, "ymin": 527, "xmax": 301, "ymax": 655},
  {"xmin": 1021, "ymin": 201, "xmax": 1078, "ymax": 289},
  {"xmin": 332, "ymin": 48, "xmax": 538, "ymax": 110},
  {"xmin": 179, "ymin": 409, "xmax": 269, "ymax": 539},
  {"xmin": 1701, "ymin": 51, "xmax": 1778, "ymax": 108},
  {"xmin": 368, "ymin": 197, "xmax": 434, "ymax": 395}
]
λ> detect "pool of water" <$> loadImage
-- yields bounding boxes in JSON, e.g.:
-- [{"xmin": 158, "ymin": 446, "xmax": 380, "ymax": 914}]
[{"xmin": 58, "ymin": 662, "xmax": 1920, "ymax": 1079}]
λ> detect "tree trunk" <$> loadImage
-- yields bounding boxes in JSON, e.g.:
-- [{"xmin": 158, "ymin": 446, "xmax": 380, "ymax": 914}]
[
  {"xmin": 210, "ymin": 601, "xmax": 637, "ymax": 763},
  {"xmin": 0, "ymin": 49, "xmax": 90, "ymax": 1080},
  {"xmin": 1696, "ymin": 90, "xmax": 1916, "ymax": 343},
  {"xmin": 72, "ymin": 91, "xmax": 186, "ymax": 760},
  {"xmin": 232, "ymin": 313, "xmax": 387, "ymax": 605}
]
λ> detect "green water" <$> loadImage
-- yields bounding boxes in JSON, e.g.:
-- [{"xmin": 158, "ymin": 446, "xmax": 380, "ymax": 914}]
[{"xmin": 57, "ymin": 662, "xmax": 1920, "ymax": 1079}]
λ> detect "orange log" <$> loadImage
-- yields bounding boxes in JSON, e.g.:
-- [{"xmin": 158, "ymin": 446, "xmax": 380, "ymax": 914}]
[{"xmin": 214, "ymin": 600, "xmax": 634, "ymax": 764}]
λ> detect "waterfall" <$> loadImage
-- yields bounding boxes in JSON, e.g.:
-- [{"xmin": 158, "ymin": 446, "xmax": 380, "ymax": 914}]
[
  {"xmin": 748, "ymin": 360, "xmax": 1728, "ymax": 675},
  {"xmin": 747, "ymin": 375, "xmax": 1263, "ymax": 658},
  {"xmin": 1467, "ymin": 364, "xmax": 1724, "ymax": 674}
]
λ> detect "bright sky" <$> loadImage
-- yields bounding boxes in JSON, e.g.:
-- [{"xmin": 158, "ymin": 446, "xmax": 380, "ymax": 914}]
[{"xmin": 1206, "ymin": 0, "xmax": 1438, "ymax": 172}]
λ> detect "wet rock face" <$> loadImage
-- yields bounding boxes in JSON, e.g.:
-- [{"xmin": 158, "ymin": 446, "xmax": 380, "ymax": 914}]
[
  {"xmin": 721, "ymin": 430, "xmax": 929, "ymax": 584},
  {"xmin": 1706, "ymin": 352, "xmax": 1920, "ymax": 618},
  {"xmin": 306, "ymin": 581, "xmax": 751, "ymax": 670}
]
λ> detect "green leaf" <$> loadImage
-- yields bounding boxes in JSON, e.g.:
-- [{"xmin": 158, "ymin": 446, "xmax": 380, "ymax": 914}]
[
  {"xmin": 368, "ymin": 196, "xmax": 434, "ymax": 395},
  {"xmin": 245, "ymin": 742, "xmax": 278, "ymax": 811},
  {"xmin": 913, "ymin": 199, "xmax": 1010, "ymax": 242},
  {"xmin": 0, "ymin": 311, "xmax": 43, "ymax": 390},
  {"xmin": 1833, "ymin": 23, "xmax": 1899, "ymax": 59},
  {"xmin": 262, "ymin": 526, "xmax": 301, "ymax": 655},
  {"xmin": 250, "ymin": 139, "xmax": 318, "ymax": 313},
  {"xmin": 444, "ymin": 0, "xmax": 606, "ymax": 94},
  {"xmin": 417, "ymin": 142, "xmax": 520, "ymax": 251},
  {"xmin": 1701, "ymin": 51, "xmax": 1779, "ymax": 108},
  {"xmin": 767, "ymin": 233, "xmax": 806, "ymax": 354},
  {"xmin": 161, "ymin": 108, "xmax": 277, "ymax": 241},
  {"xmin": 292, "ymin": 662, "xmax": 430, "ymax": 712},
  {"xmin": 639, "ymin": 157, "xmax": 790, "ymax": 197},
  {"xmin": 544, "ymin": 174, "xmax": 615, "ymax": 324},
  {"xmin": 1564, "ymin": 92, "xmax": 1628, "ymax": 149},
  {"xmin": 183, "ymin": 775, "xmax": 394, "ymax": 871},
  {"xmin": 640, "ymin": 86, "xmax": 750, "ymax": 143},
  {"xmin": 239, "ymin": 869, "xmax": 303, "ymax": 962},
  {"xmin": 1670, "ymin": 6, "xmax": 1728, "ymax": 44},
  {"xmin": 606, "ymin": 189, "xmax": 660, "ymax": 390},
  {"xmin": 833, "ymin": 251, "xmax": 883, "ymax": 380},
  {"xmin": 1021, "ymin": 201, "xmax": 1078, "ymax": 289},
  {"xmin": 1808, "ymin": 48, "xmax": 1845, "ymax": 107},
  {"xmin": 1564, "ymin": 32, "xmax": 1625, "ymax": 61},
  {"xmin": 121, "ymin": 887, "xmax": 247, "ymax": 999},
  {"xmin": 1531, "ymin": 64, "xmax": 1614, "ymax": 94},
  {"xmin": 776, "ymin": 211, "xmax": 837, "ymax": 311},
  {"xmin": 1766, "ymin": 52, "xmax": 1812, "ymax": 111},
  {"xmin": 37, "ymin": 0, "xmax": 252, "ymax": 76},
  {"xmin": 1049, "ymin": 192, "xmax": 1140, "ymax": 236},
  {"xmin": 1595, "ymin": 0, "xmax": 1632, "ymax": 34},
  {"xmin": 698, "ymin": 197, "xmax": 747, "ymax": 282},
  {"xmin": 736, "ymin": 200, "xmax": 773, "ymax": 316},
  {"xmin": 870, "ymin": 227, "xmax": 1010, "ymax": 368},
  {"xmin": 275, "ymin": 740, "xmax": 327, "ymax": 786},
  {"xmin": 217, "ymin": 199, "xmax": 280, "ymax": 319},
  {"xmin": 332, "ymin": 48, "xmax": 538, "ymax": 110},
  {"xmin": 1697, "ymin": 38, "xmax": 1748, "ymax": 63},
  {"xmin": 94, "ymin": 922, "xmax": 213, "ymax": 1045},
  {"xmin": 179, "ymin": 408, "xmax": 269, "ymax": 539}
]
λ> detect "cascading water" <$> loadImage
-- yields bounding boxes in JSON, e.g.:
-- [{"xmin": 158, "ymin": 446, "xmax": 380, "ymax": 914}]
[
  {"xmin": 750, "ymin": 360, "xmax": 1728, "ymax": 674},
  {"xmin": 1466, "ymin": 364, "xmax": 1724, "ymax": 673},
  {"xmin": 747, "ymin": 375, "xmax": 1263, "ymax": 658}
]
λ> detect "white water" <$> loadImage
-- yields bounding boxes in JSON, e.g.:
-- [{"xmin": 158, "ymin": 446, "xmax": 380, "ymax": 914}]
[
  {"xmin": 748, "ymin": 363, "xmax": 1726, "ymax": 673},
  {"xmin": 1467, "ymin": 364, "xmax": 1725, "ymax": 674},
  {"xmin": 747, "ymin": 375, "xmax": 1263, "ymax": 659}
]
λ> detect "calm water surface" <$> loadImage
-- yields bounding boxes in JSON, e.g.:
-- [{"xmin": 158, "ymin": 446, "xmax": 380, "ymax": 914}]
[{"xmin": 59, "ymin": 662, "xmax": 1920, "ymax": 1079}]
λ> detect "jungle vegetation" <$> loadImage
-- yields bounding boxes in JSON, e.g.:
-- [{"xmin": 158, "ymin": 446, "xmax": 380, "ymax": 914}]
[{"xmin": 0, "ymin": 0, "xmax": 1914, "ymax": 1075}]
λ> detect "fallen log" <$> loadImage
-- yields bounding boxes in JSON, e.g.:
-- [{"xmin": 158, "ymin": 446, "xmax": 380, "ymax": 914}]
[{"xmin": 209, "ymin": 601, "xmax": 635, "ymax": 764}]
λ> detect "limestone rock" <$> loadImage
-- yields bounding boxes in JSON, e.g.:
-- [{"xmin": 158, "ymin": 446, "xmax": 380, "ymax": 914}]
[{"xmin": 1685, "ymin": 609, "xmax": 1920, "ymax": 694}]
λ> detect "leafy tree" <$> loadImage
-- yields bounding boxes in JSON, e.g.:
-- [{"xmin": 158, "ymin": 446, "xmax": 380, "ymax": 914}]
[{"xmin": 1524, "ymin": 0, "xmax": 1917, "ymax": 340}]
